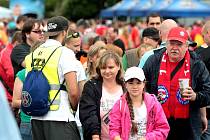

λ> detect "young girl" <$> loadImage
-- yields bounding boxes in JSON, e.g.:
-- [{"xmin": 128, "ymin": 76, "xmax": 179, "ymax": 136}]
[{"xmin": 109, "ymin": 67, "xmax": 170, "ymax": 140}]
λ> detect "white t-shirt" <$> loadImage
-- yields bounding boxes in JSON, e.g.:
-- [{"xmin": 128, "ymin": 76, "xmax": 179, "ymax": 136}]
[
  {"xmin": 75, "ymin": 60, "xmax": 86, "ymax": 82},
  {"xmin": 100, "ymin": 86, "xmax": 123, "ymax": 140},
  {"xmin": 32, "ymin": 39, "xmax": 78, "ymax": 122},
  {"xmin": 75, "ymin": 60, "xmax": 86, "ymax": 126},
  {"xmin": 130, "ymin": 101, "xmax": 147, "ymax": 140}
]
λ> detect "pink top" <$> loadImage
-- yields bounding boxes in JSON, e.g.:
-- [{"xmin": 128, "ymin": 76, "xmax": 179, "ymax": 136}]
[{"xmin": 109, "ymin": 92, "xmax": 170, "ymax": 140}]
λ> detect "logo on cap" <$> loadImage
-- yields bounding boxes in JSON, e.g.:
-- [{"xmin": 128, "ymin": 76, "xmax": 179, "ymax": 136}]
[
  {"xmin": 180, "ymin": 31, "xmax": 185, "ymax": 37},
  {"xmin": 48, "ymin": 23, "xmax": 57, "ymax": 30}
]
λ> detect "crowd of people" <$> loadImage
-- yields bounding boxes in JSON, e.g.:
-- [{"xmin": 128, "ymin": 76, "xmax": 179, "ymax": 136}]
[{"xmin": 0, "ymin": 12, "xmax": 210, "ymax": 140}]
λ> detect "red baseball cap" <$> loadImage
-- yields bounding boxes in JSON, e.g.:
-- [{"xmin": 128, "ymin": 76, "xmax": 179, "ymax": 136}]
[{"xmin": 167, "ymin": 27, "xmax": 189, "ymax": 44}]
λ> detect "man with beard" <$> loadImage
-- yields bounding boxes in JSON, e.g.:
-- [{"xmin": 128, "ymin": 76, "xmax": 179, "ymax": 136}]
[{"xmin": 143, "ymin": 27, "xmax": 210, "ymax": 140}]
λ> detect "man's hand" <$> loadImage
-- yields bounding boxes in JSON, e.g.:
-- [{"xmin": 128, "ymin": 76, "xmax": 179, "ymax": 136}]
[
  {"xmin": 201, "ymin": 116, "xmax": 208, "ymax": 133},
  {"xmin": 182, "ymin": 87, "xmax": 196, "ymax": 101},
  {"xmin": 200, "ymin": 107, "xmax": 208, "ymax": 133}
]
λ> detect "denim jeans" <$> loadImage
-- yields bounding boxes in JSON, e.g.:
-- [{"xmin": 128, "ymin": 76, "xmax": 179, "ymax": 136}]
[
  {"xmin": 20, "ymin": 122, "xmax": 32, "ymax": 140},
  {"xmin": 201, "ymin": 120, "xmax": 210, "ymax": 140}
]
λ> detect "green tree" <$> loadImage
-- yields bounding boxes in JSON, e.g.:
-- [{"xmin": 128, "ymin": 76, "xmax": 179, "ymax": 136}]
[
  {"xmin": 45, "ymin": 0, "xmax": 119, "ymax": 21},
  {"xmin": 0, "ymin": 0, "xmax": 9, "ymax": 7}
]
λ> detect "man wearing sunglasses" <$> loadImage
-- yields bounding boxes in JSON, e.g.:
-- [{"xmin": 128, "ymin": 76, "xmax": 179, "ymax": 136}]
[
  {"xmin": 65, "ymin": 31, "xmax": 81, "ymax": 54},
  {"xmin": 65, "ymin": 29, "xmax": 87, "ymax": 140},
  {"xmin": 11, "ymin": 18, "xmax": 45, "ymax": 77}
]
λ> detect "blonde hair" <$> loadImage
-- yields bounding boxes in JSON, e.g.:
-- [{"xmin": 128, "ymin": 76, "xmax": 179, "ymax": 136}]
[
  {"xmin": 95, "ymin": 51, "xmax": 124, "ymax": 85},
  {"xmin": 86, "ymin": 44, "xmax": 107, "ymax": 79},
  {"xmin": 202, "ymin": 20, "xmax": 210, "ymax": 36},
  {"xmin": 106, "ymin": 44, "xmax": 123, "ymax": 57}
]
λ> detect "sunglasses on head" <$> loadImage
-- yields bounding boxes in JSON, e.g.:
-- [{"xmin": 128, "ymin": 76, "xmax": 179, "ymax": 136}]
[{"xmin": 67, "ymin": 32, "xmax": 80, "ymax": 39}]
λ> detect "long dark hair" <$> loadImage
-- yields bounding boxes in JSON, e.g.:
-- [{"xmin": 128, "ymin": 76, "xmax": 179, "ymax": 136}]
[{"xmin": 126, "ymin": 93, "xmax": 138, "ymax": 136}]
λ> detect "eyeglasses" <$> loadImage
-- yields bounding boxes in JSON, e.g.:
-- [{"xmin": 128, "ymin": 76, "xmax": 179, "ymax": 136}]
[
  {"xmin": 66, "ymin": 32, "xmax": 80, "ymax": 39},
  {"xmin": 31, "ymin": 30, "xmax": 44, "ymax": 34}
]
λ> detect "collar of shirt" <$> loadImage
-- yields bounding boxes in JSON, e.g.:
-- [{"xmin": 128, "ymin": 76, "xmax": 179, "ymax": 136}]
[{"xmin": 42, "ymin": 39, "xmax": 62, "ymax": 47}]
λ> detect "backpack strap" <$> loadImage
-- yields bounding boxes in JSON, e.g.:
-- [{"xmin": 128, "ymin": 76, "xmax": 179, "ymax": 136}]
[
  {"xmin": 49, "ymin": 79, "xmax": 65, "ymax": 106},
  {"xmin": 41, "ymin": 46, "xmax": 61, "ymax": 71},
  {"xmin": 31, "ymin": 46, "xmax": 61, "ymax": 70}
]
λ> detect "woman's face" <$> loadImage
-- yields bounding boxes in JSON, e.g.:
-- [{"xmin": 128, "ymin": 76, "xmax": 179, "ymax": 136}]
[
  {"xmin": 100, "ymin": 58, "xmax": 120, "ymax": 81},
  {"xmin": 125, "ymin": 79, "xmax": 145, "ymax": 97}
]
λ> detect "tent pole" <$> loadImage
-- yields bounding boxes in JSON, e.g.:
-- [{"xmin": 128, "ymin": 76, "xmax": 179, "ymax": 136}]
[{"xmin": 127, "ymin": 16, "xmax": 130, "ymax": 23}]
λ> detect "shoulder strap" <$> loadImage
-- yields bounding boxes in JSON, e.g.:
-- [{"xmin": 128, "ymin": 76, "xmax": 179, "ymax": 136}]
[
  {"xmin": 49, "ymin": 79, "xmax": 65, "ymax": 106},
  {"xmin": 31, "ymin": 46, "xmax": 61, "ymax": 70},
  {"xmin": 41, "ymin": 46, "xmax": 61, "ymax": 71},
  {"xmin": 170, "ymin": 58, "xmax": 185, "ymax": 80}
]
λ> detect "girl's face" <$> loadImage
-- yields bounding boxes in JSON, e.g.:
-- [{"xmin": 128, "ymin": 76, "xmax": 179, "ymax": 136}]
[
  {"xmin": 125, "ymin": 78, "xmax": 145, "ymax": 97},
  {"xmin": 100, "ymin": 58, "xmax": 120, "ymax": 81}
]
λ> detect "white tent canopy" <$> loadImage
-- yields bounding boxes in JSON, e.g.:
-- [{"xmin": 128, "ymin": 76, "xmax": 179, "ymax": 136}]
[{"xmin": 0, "ymin": 6, "xmax": 13, "ymax": 19}]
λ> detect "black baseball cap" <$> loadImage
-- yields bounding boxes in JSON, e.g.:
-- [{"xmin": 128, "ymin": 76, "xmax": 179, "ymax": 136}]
[
  {"xmin": 44, "ymin": 16, "xmax": 69, "ymax": 36},
  {"xmin": 142, "ymin": 27, "xmax": 160, "ymax": 41}
]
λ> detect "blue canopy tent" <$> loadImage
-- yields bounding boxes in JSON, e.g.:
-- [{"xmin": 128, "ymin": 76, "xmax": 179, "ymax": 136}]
[
  {"xmin": 115, "ymin": 0, "xmax": 138, "ymax": 16},
  {"xmin": 129, "ymin": 0, "xmax": 154, "ymax": 17},
  {"xmin": 147, "ymin": 0, "xmax": 172, "ymax": 15},
  {"xmin": 100, "ymin": 1, "xmax": 124, "ymax": 17},
  {"xmin": 100, "ymin": 0, "xmax": 137, "ymax": 17},
  {"xmin": 160, "ymin": 0, "xmax": 210, "ymax": 17}
]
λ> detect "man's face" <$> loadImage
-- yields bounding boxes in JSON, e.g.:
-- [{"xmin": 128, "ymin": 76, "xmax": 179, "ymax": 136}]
[
  {"xmin": 166, "ymin": 40, "xmax": 188, "ymax": 62},
  {"xmin": 28, "ymin": 23, "xmax": 44, "ymax": 43},
  {"xmin": 147, "ymin": 17, "xmax": 161, "ymax": 30},
  {"xmin": 106, "ymin": 28, "xmax": 117, "ymax": 43},
  {"xmin": 66, "ymin": 37, "xmax": 81, "ymax": 53}
]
